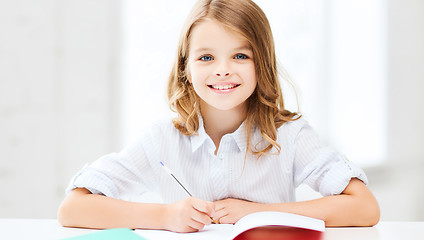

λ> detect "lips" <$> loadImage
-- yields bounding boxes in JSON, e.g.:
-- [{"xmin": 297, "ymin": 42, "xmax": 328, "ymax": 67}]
[{"xmin": 207, "ymin": 83, "xmax": 241, "ymax": 90}]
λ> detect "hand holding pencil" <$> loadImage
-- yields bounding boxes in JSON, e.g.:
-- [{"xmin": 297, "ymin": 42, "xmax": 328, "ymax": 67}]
[
  {"xmin": 164, "ymin": 196, "xmax": 217, "ymax": 233},
  {"xmin": 160, "ymin": 162, "xmax": 218, "ymax": 232}
]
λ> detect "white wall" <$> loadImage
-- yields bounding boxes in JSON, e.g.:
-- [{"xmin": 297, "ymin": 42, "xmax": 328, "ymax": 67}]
[
  {"xmin": 0, "ymin": 0, "xmax": 121, "ymax": 218},
  {"xmin": 0, "ymin": 0, "xmax": 423, "ymax": 221},
  {"xmin": 297, "ymin": 0, "xmax": 424, "ymax": 221},
  {"xmin": 369, "ymin": 0, "xmax": 424, "ymax": 221}
]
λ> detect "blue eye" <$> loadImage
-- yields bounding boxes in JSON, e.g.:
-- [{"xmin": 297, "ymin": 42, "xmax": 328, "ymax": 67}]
[
  {"xmin": 200, "ymin": 55, "xmax": 213, "ymax": 61},
  {"xmin": 234, "ymin": 54, "xmax": 248, "ymax": 60}
]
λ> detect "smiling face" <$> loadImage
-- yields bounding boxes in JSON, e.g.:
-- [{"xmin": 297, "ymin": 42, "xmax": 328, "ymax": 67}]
[{"xmin": 186, "ymin": 19, "xmax": 257, "ymax": 114}]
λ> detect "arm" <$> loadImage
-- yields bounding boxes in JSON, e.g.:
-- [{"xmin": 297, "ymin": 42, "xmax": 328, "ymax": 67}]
[
  {"xmin": 58, "ymin": 188, "xmax": 215, "ymax": 233},
  {"xmin": 214, "ymin": 178, "xmax": 380, "ymax": 227}
]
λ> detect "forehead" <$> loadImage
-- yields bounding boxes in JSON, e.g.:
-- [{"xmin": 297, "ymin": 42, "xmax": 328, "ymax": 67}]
[{"xmin": 188, "ymin": 19, "xmax": 251, "ymax": 51}]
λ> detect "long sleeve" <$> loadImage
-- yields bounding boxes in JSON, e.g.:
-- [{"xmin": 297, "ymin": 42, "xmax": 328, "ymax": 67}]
[{"xmin": 293, "ymin": 120, "xmax": 368, "ymax": 196}]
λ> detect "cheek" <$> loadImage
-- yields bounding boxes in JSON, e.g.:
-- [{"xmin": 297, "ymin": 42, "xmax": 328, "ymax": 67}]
[
  {"xmin": 188, "ymin": 65, "xmax": 209, "ymax": 85},
  {"xmin": 187, "ymin": 65, "xmax": 204, "ymax": 93},
  {"xmin": 241, "ymin": 64, "xmax": 257, "ymax": 86}
]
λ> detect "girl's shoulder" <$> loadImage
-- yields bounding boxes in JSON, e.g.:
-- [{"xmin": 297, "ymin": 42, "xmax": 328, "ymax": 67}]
[
  {"xmin": 278, "ymin": 116, "xmax": 307, "ymax": 133},
  {"xmin": 143, "ymin": 116, "xmax": 180, "ymax": 137},
  {"xmin": 276, "ymin": 117, "xmax": 311, "ymax": 143},
  {"xmin": 119, "ymin": 116, "xmax": 181, "ymax": 160},
  {"xmin": 125, "ymin": 116, "xmax": 181, "ymax": 151}
]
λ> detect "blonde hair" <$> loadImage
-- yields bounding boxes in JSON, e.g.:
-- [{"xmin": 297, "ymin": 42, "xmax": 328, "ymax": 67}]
[{"xmin": 167, "ymin": 0, "xmax": 300, "ymax": 156}]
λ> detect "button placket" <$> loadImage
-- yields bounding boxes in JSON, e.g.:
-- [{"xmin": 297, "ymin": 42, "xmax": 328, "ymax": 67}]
[{"xmin": 210, "ymin": 153, "xmax": 225, "ymax": 200}]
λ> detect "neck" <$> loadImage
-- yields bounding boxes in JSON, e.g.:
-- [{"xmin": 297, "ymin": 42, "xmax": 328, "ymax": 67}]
[{"xmin": 200, "ymin": 101, "xmax": 247, "ymax": 153}]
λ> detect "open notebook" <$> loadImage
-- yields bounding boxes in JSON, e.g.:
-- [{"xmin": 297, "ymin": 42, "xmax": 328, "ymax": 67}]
[{"xmin": 136, "ymin": 211, "xmax": 325, "ymax": 240}]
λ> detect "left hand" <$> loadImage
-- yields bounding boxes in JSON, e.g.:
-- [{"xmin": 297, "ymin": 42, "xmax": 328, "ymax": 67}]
[{"xmin": 213, "ymin": 198, "xmax": 264, "ymax": 224}]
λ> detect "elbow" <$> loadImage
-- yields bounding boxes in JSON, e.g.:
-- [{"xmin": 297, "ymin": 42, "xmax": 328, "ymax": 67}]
[
  {"xmin": 360, "ymin": 196, "xmax": 381, "ymax": 227},
  {"xmin": 366, "ymin": 202, "xmax": 381, "ymax": 227},
  {"xmin": 57, "ymin": 188, "xmax": 92, "ymax": 228},
  {"xmin": 57, "ymin": 200, "xmax": 73, "ymax": 227},
  {"xmin": 57, "ymin": 194, "xmax": 84, "ymax": 228}
]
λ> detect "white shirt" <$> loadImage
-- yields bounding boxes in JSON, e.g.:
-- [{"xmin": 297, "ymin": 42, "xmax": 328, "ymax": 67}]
[{"xmin": 66, "ymin": 117, "xmax": 367, "ymax": 203}]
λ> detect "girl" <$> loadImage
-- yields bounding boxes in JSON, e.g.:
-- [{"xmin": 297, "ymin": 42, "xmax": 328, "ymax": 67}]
[{"xmin": 58, "ymin": 0, "xmax": 380, "ymax": 233}]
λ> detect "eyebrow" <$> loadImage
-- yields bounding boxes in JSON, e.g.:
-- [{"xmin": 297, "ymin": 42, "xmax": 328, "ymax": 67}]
[
  {"xmin": 193, "ymin": 45, "xmax": 252, "ymax": 53},
  {"xmin": 234, "ymin": 46, "xmax": 252, "ymax": 51}
]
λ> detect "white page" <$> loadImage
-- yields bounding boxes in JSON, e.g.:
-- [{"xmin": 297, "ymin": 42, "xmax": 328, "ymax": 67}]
[
  {"xmin": 228, "ymin": 211, "xmax": 325, "ymax": 240},
  {"xmin": 136, "ymin": 212, "xmax": 324, "ymax": 240},
  {"xmin": 136, "ymin": 224, "xmax": 234, "ymax": 240}
]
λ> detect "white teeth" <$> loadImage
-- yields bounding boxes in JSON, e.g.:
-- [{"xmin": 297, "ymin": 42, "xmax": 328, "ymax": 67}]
[{"xmin": 211, "ymin": 84, "xmax": 238, "ymax": 90}]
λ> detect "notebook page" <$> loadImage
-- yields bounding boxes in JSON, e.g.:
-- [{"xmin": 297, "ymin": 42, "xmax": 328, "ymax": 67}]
[{"xmin": 135, "ymin": 224, "xmax": 234, "ymax": 240}]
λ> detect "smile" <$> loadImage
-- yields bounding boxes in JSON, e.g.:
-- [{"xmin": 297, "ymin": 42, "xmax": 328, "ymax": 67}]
[{"xmin": 207, "ymin": 84, "xmax": 240, "ymax": 90}]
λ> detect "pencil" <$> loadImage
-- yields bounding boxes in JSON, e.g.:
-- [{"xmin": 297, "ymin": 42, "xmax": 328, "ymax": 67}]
[{"xmin": 160, "ymin": 161, "xmax": 218, "ymax": 224}]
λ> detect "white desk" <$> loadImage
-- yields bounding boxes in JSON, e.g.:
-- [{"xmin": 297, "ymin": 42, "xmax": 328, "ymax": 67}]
[{"xmin": 1, "ymin": 219, "xmax": 423, "ymax": 240}]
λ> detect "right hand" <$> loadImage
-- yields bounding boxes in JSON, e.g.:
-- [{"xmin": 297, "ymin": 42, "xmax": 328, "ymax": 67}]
[{"xmin": 164, "ymin": 197, "xmax": 215, "ymax": 233}]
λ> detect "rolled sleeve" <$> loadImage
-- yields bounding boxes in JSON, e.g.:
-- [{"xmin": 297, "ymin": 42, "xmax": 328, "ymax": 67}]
[
  {"xmin": 65, "ymin": 144, "xmax": 157, "ymax": 200},
  {"xmin": 293, "ymin": 120, "xmax": 368, "ymax": 196},
  {"xmin": 65, "ymin": 167, "xmax": 120, "ymax": 197},
  {"xmin": 319, "ymin": 158, "xmax": 368, "ymax": 196}
]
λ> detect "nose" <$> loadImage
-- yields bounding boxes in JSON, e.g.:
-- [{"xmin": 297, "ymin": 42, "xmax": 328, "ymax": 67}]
[
  {"xmin": 215, "ymin": 60, "xmax": 231, "ymax": 77},
  {"xmin": 216, "ymin": 72, "xmax": 230, "ymax": 77}
]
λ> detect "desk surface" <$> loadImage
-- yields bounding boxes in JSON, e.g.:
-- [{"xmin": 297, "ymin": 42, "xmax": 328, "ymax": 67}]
[{"xmin": 1, "ymin": 219, "xmax": 423, "ymax": 240}]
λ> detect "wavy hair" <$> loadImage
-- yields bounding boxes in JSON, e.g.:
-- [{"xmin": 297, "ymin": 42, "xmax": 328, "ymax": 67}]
[{"xmin": 167, "ymin": 0, "xmax": 300, "ymax": 156}]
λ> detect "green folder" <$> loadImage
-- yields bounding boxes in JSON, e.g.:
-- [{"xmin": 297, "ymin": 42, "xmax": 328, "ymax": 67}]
[{"xmin": 62, "ymin": 228, "xmax": 146, "ymax": 240}]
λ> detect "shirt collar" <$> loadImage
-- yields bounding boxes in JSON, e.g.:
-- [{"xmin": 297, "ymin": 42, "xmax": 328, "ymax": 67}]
[
  {"xmin": 190, "ymin": 115, "xmax": 249, "ymax": 153},
  {"xmin": 190, "ymin": 116, "xmax": 210, "ymax": 153},
  {"xmin": 230, "ymin": 121, "xmax": 248, "ymax": 152}
]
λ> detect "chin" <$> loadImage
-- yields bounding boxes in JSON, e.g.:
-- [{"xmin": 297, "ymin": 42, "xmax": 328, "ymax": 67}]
[{"xmin": 210, "ymin": 102, "xmax": 246, "ymax": 112}]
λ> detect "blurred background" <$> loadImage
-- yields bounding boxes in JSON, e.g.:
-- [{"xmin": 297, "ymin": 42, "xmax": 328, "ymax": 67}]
[{"xmin": 0, "ymin": 0, "xmax": 423, "ymax": 220}]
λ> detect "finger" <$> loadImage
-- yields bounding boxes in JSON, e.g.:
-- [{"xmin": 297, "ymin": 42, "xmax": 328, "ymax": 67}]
[
  {"xmin": 188, "ymin": 215, "xmax": 207, "ymax": 230},
  {"xmin": 178, "ymin": 225, "xmax": 198, "ymax": 233},
  {"xmin": 213, "ymin": 200, "xmax": 227, "ymax": 212},
  {"xmin": 213, "ymin": 206, "xmax": 228, "ymax": 221},
  {"xmin": 217, "ymin": 214, "xmax": 235, "ymax": 224},
  {"xmin": 191, "ymin": 207, "xmax": 212, "ymax": 226},
  {"xmin": 187, "ymin": 226, "xmax": 198, "ymax": 232},
  {"xmin": 188, "ymin": 221, "xmax": 205, "ymax": 231},
  {"xmin": 215, "ymin": 210, "xmax": 228, "ymax": 223},
  {"xmin": 192, "ymin": 199, "xmax": 215, "ymax": 217}
]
